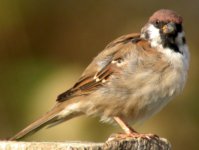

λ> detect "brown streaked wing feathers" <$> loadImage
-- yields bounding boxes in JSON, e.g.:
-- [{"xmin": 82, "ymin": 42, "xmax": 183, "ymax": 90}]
[
  {"xmin": 56, "ymin": 33, "xmax": 141, "ymax": 102},
  {"xmin": 105, "ymin": 33, "xmax": 140, "ymax": 49},
  {"xmin": 56, "ymin": 63, "xmax": 116, "ymax": 102}
]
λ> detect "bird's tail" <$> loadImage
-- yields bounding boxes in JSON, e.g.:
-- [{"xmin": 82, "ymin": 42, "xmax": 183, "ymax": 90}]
[{"xmin": 9, "ymin": 102, "xmax": 82, "ymax": 141}]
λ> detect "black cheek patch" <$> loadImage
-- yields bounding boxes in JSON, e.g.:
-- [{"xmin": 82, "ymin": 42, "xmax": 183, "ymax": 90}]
[
  {"xmin": 144, "ymin": 31, "xmax": 150, "ymax": 39},
  {"xmin": 182, "ymin": 37, "xmax": 186, "ymax": 44},
  {"xmin": 176, "ymin": 24, "xmax": 183, "ymax": 33}
]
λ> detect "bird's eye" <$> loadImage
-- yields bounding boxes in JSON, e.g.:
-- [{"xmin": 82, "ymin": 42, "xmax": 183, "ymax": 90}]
[
  {"xmin": 154, "ymin": 20, "xmax": 164, "ymax": 28},
  {"xmin": 155, "ymin": 20, "xmax": 160, "ymax": 25}
]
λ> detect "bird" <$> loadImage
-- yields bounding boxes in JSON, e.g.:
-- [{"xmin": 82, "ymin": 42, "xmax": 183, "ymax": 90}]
[{"xmin": 9, "ymin": 9, "xmax": 189, "ymax": 140}]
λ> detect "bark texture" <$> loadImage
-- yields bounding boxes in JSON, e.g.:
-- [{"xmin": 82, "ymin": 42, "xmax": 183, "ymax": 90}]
[{"xmin": 0, "ymin": 136, "xmax": 171, "ymax": 150}]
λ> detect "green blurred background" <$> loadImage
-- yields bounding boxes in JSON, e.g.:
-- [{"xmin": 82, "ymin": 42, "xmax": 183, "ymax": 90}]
[{"xmin": 0, "ymin": 0, "xmax": 198, "ymax": 149}]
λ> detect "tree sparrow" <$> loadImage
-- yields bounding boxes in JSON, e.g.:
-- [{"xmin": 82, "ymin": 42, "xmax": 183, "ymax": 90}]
[{"xmin": 10, "ymin": 9, "xmax": 189, "ymax": 140}]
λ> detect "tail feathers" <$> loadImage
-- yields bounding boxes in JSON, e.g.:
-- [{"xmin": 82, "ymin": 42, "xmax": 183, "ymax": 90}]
[
  {"xmin": 9, "ymin": 109, "xmax": 59, "ymax": 141},
  {"xmin": 9, "ymin": 104, "xmax": 82, "ymax": 141},
  {"xmin": 47, "ymin": 112, "xmax": 82, "ymax": 128}
]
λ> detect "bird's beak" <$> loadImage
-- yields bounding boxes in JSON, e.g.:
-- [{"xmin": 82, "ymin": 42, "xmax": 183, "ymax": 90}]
[{"xmin": 162, "ymin": 23, "xmax": 175, "ymax": 34}]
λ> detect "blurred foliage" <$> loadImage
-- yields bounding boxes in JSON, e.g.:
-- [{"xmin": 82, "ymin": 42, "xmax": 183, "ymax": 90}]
[{"xmin": 0, "ymin": 0, "xmax": 198, "ymax": 150}]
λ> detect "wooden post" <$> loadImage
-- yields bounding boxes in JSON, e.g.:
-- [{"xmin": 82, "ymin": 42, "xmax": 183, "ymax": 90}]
[{"xmin": 0, "ymin": 136, "xmax": 171, "ymax": 150}]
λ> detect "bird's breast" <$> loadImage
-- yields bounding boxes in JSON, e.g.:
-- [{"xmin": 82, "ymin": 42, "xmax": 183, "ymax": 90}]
[{"xmin": 120, "ymin": 47, "xmax": 189, "ymax": 123}]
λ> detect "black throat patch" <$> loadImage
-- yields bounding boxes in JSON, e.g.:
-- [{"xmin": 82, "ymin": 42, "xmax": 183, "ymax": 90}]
[{"xmin": 160, "ymin": 23, "xmax": 184, "ymax": 54}]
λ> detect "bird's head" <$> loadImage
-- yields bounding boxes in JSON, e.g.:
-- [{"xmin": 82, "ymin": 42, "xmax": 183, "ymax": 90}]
[{"xmin": 141, "ymin": 9, "xmax": 186, "ymax": 54}]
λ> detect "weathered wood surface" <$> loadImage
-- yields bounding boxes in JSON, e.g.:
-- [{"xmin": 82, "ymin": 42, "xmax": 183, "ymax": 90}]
[{"xmin": 0, "ymin": 136, "xmax": 171, "ymax": 150}]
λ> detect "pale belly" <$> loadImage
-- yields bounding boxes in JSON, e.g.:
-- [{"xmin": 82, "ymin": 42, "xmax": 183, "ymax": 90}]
[{"xmin": 82, "ymin": 68, "xmax": 186, "ymax": 124}]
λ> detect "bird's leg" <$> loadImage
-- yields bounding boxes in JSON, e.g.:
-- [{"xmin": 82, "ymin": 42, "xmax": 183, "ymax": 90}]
[
  {"xmin": 110, "ymin": 116, "xmax": 159, "ymax": 140},
  {"xmin": 113, "ymin": 116, "xmax": 137, "ymax": 135}
]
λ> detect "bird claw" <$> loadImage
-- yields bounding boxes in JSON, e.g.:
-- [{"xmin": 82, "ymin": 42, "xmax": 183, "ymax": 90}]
[{"xmin": 108, "ymin": 132, "xmax": 159, "ymax": 141}]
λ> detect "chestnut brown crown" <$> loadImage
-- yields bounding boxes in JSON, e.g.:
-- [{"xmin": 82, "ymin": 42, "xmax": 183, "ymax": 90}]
[{"xmin": 149, "ymin": 9, "xmax": 183, "ymax": 24}]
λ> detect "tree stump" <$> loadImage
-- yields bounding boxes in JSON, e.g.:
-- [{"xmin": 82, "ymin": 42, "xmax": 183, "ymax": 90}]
[{"xmin": 0, "ymin": 136, "xmax": 171, "ymax": 150}]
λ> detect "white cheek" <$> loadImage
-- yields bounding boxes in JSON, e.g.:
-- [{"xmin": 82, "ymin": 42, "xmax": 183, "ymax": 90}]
[
  {"xmin": 176, "ymin": 32, "xmax": 185, "ymax": 45},
  {"xmin": 147, "ymin": 25, "xmax": 162, "ymax": 47}
]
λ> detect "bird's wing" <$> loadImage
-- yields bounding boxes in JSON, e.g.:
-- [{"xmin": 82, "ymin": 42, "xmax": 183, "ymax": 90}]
[{"xmin": 57, "ymin": 33, "xmax": 141, "ymax": 102}]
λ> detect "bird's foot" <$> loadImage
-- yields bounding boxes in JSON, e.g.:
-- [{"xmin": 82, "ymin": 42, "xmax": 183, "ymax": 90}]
[{"xmin": 108, "ymin": 132, "xmax": 159, "ymax": 141}]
